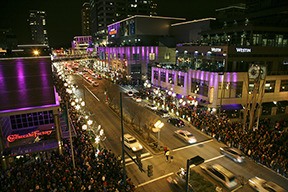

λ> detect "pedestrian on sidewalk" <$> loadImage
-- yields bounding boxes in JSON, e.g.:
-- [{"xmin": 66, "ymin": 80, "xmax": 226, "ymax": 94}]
[{"xmin": 165, "ymin": 149, "xmax": 170, "ymax": 161}]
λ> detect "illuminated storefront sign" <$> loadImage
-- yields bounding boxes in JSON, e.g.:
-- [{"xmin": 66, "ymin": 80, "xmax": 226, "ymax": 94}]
[
  {"xmin": 236, "ymin": 48, "xmax": 251, "ymax": 53},
  {"xmin": 109, "ymin": 29, "xmax": 117, "ymax": 36},
  {"xmin": 7, "ymin": 130, "xmax": 53, "ymax": 142},
  {"xmin": 211, "ymin": 47, "xmax": 222, "ymax": 52}
]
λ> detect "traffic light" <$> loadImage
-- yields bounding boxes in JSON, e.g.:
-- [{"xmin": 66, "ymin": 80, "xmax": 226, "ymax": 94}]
[{"xmin": 147, "ymin": 164, "xmax": 153, "ymax": 177}]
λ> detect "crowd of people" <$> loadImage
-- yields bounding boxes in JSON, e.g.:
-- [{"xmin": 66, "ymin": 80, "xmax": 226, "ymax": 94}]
[
  {"xmin": 0, "ymin": 71, "xmax": 135, "ymax": 192},
  {"xmin": 189, "ymin": 109, "xmax": 288, "ymax": 178}
]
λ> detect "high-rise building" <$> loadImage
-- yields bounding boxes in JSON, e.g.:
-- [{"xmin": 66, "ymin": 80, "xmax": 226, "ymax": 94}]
[
  {"xmin": 81, "ymin": 2, "xmax": 91, "ymax": 36},
  {"xmin": 89, "ymin": 0, "xmax": 157, "ymax": 45},
  {"xmin": 28, "ymin": 10, "xmax": 49, "ymax": 45}
]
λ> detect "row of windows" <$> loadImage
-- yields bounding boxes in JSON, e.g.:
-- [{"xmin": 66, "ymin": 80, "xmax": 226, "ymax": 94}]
[
  {"xmin": 154, "ymin": 71, "xmax": 288, "ymax": 97},
  {"xmin": 10, "ymin": 110, "xmax": 54, "ymax": 130},
  {"xmin": 155, "ymin": 71, "xmax": 185, "ymax": 87},
  {"xmin": 105, "ymin": 52, "xmax": 171, "ymax": 61}
]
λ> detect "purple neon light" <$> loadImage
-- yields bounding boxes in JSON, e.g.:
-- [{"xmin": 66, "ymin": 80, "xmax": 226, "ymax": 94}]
[
  {"xmin": 132, "ymin": 46, "xmax": 135, "ymax": 54},
  {"xmin": 0, "ymin": 57, "xmax": 57, "ymax": 112},
  {"xmin": 16, "ymin": 59, "xmax": 28, "ymax": 103}
]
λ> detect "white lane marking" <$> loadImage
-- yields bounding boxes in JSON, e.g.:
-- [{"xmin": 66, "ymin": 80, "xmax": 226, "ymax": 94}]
[
  {"xmin": 172, "ymin": 138, "xmax": 214, "ymax": 152},
  {"xmin": 125, "ymin": 153, "xmax": 153, "ymax": 165},
  {"xmin": 204, "ymin": 155, "xmax": 225, "ymax": 163},
  {"xmin": 136, "ymin": 172, "xmax": 174, "ymax": 188},
  {"xmin": 232, "ymin": 185, "xmax": 243, "ymax": 192},
  {"xmin": 84, "ymin": 85, "xmax": 100, "ymax": 101}
]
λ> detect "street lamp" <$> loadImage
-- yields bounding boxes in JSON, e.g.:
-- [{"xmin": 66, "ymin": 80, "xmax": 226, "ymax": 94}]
[{"xmin": 153, "ymin": 120, "xmax": 164, "ymax": 149}]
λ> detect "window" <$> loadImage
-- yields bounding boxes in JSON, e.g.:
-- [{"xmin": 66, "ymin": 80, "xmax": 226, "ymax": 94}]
[
  {"xmin": 280, "ymin": 80, "xmax": 288, "ymax": 92},
  {"xmin": 10, "ymin": 110, "xmax": 54, "ymax": 130},
  {"xmin": 252, "ymin": 34, "xmax": 262, "ymax": 45},
  {"xmin": 191, "ymin": 79, "xmax": 209, "ymax": 97},
  {"xmin": 153, "ymin": 71, "xmax": 159, "ymax": 80},
  {"xmin": 168, "ymin": 73, "xmax": 174, "ymax": 84},
  {"xmin": 164, "ymin": 53, "xmax": 170, "ymax": 60},
  {"xmin": 248, "ymin": 82, "xmax": 259, "ymax": 94},
  {"xmin": 149, "ymin": 53, "xmax": 155, "ymax": 60},
  {"xmin": 276, "ymin": 35, "xmax": 283, "ymax": 46},
  {"xmin": 177, "ymin": 75, "xmax": 185, "ymax": 87},
  {"xmin": 264, "ymin": 80, "xmax": 275, "ymax": 93},
  {"xmin": 160, "ymin": 72, "xmax": 166, "ymax": 82},
  {"xmin": 218, "ymin": 82, "xmax": 243, "ymax": 98},
  {"xmin": 133, "ymin": 54, "xmax": 139, "ymax": 60}
]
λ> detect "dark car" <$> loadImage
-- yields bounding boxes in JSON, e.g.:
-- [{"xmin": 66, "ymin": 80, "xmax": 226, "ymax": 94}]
[
  {"xmin": 167, "ymin": 118, "xmax": 185, "ymax": 127},
  {"xmin": 156, "ymin": 109, "xmax": 170, "ymax": 118}
]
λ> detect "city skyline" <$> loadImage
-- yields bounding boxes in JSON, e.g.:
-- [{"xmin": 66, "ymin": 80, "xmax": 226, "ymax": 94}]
[{"xmin": 0, "ymin": 0, "xmax": 241, "ymax": 48}]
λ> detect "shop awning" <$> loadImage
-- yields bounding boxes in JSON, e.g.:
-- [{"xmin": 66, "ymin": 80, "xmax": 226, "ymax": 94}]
[
  {"xmin": 262, "ymin": 102, "xmax": 277, "ymax": 108},
  {"xmin": 277, "ymin": 100, "xmax": 288, "ymax": 107},
  {"xmin": 221, "ymin": 104, "xmax": 243, "ymax": 111}
]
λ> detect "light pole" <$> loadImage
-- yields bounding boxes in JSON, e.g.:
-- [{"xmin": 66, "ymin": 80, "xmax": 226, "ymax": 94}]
[{"xmin": 153, "ymin": 120, "xmax": 164, "ymax": 149}]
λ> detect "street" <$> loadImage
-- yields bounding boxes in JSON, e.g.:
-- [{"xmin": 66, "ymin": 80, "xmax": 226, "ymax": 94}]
[{"xmin": 68, "ymin": 72, "xmax": 288, "ymax": 192}]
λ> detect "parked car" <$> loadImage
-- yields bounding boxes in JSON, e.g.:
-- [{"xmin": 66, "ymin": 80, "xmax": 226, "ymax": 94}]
[
  {"xmin": 167, "ymin": 118, "xmax": 185, "ymax": 127},
  {"xmin": 146, "ymin": 103, "xmax": 158, "ymax": 111},
  {"xmin": 220, "ymin": 147, "xmax": 245, "ymax": 163},
  {"xmin": 127, "ymin": 91, "xmax": 133, "ymax": 97},
  {"xmin": 156, "ymin": 109, "xmax": 170, "ymax": 118},
  {"xmin": 90, "ymin": 81, "xmax": 99, "ymax": 87},
  {"xmin": 200, "ymin": 164, "xmax": 238, "ymax": 189},
  {"xmin": 174, "ymin": 129, "xmax": 197, "ymax": 144},
  {"xmin": 132, "ymin": 95, "xmax": 142, "ymax": 102},
  {"xmin": 123, "ymin": 133, "xmax": 143, "ymax": 152},
  {"xmin": 248, "ymin": 177, "xmax": 286, "ymax": 192}
]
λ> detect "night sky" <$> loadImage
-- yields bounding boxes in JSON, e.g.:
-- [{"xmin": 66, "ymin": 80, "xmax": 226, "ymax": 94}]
[{"xmin": 0, "ymin": 0, "xmax": 241, "ymax": 48}]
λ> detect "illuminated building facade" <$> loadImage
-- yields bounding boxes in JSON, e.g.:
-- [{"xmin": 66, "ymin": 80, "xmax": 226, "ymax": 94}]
[
  {"xmin": 89, "ymin": 0, "xmax": 157, "ymax": 45},
  {"xmin": 152, "ymin": 2, "xmax": 288, "ymax": 116},
  {"xmin": 0, "ymin": 56, "xmax": 62, "ymax": 166},
  {"xmin": 28, "ymin": 10, "xmax": 49, "ymax": 46},
  {"xmin": 81, "ymin": 2, "xmax": 91, "ymax": 36},
  {"xmin": 71, "ymin": 36, "xmax": 93, "ymax": 54},
  {"xmin": 97, "ymin": 15, "xmax": 186, "ymax": 83}
]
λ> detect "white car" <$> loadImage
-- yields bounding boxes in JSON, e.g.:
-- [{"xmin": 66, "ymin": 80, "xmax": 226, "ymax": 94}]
[
  {"xmin": 248, "ymin": 177, "xmax": 286, "ymax": 192},
  {"xmin": 127, "ymin": 91, "xmax": 134, "ymax": 97},
  {"xmin": 200, "ymin": 164, "xmax": 238, "ymax": 189},
  {"xmin": 123, "ymin": 134, "xmax": 143, "ymax": 152},
  {"xmin": 220, "ymin": 147, "xmax": 245, "ymax": 163},
  {"xmin": 146, "ymin": 103, "xmax": 157, "ymax": 111},
  {"xmin": 174, "ymin": 129, "xmax": 197, "ymax": 144}
]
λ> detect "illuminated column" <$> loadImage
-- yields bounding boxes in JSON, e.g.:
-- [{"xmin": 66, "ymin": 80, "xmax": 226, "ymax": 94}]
[
  {"xmin": 0, "ymin": 118, "xmax": 7, "ymax": 170},
  {"xmin": 53, "ymin": 110, "xmax": 63, "ymax": 155}
]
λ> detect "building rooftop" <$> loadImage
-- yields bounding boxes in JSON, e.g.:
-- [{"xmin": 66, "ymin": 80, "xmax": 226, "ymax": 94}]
[{"xmin": 0, "ymin": 56, "xmax": 58, "ymax": 115}]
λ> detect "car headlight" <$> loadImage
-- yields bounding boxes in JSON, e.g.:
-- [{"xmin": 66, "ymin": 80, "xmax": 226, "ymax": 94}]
[
  {"xmin": 237, "ymin": 157, "xmax": 243, "ymax": 162},
  {"xmin": 188, "ymin": 139, "xmax": 196, "ymax": 143},
  {"xmin": 132, "ymin": 147, "xmax": 137, "ymax": 151},
  {"xmin": 139, "ymin": 144, "xmax": 143, "ymax": 149}
]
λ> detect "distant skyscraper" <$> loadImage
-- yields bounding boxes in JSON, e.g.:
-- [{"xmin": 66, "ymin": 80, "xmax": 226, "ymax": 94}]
[
  {"xmin": 28, "ymin": 10, "xmax": 49, "ymax": 45},
  {"xmin": 81, "ymin": 2, "xmax": 91, "ymax": 36},
  {"xmin": 89, "ymin": 0, "xmax": 157, "ymax": 45}
]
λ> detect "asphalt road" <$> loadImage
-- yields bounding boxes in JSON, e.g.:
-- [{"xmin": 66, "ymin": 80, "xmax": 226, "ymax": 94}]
[{"xmin": 66, "ymin": 71, "xmax": 288, "ymax": 192}]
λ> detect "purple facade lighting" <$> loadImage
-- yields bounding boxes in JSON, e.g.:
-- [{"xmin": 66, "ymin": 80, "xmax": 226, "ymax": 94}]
[
  {"xmin": 132, "ymin": 46, "xmax": 135, "ymax": 54},
  {"xmin": 146, "ymin": 47, "xmax": 149, "ymax": 63},
  {"xmin": 127, "ymin": 47, "xmax": 131, "ymax": 60},
  {"xmin": 0, "ymin": 57, "xmax": 57, "ymax": 112},
  {"xmin": 16, "ymin": 59, "xmax": 28, "ymax": 101},
  {"xmin": 155, "ymin": 47, "xmax": 158, "ymax": 60}
]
